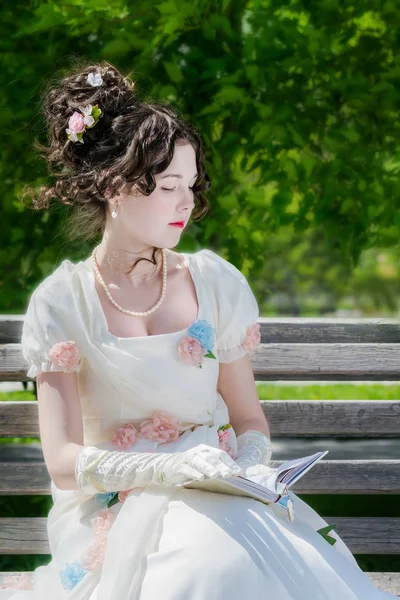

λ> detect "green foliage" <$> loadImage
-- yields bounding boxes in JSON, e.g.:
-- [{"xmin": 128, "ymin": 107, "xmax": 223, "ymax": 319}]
[
  {"xmin": 257, "ymin": 231, "xmax": 400, "ymax": 316},
  {"xmin": 2, "ymin": 0, "xmax": 400, "ymax": 313}
]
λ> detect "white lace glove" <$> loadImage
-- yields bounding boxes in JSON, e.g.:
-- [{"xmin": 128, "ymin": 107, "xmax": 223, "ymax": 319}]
[
  {"xmin": 234, "ymin": 431, "xmax": 294, "ymax": 520},
  {"xmin": 235, "ymin": 429, "xmax": 273, "ymax": 476},
  {"xmin": 75, "ymin": 443, "xmax": 242, "ymax": 495}
]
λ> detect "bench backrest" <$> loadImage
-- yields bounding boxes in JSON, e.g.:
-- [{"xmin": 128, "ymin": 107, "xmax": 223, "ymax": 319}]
[{"xmin": 1, "ymin": 316, "xmax": 400, "ymax": 595}]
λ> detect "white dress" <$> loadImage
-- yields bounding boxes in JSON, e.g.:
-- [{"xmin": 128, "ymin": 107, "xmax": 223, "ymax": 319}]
[{"xmin": 0, "ymin": 248, "xmax": 396, "ymax": 600}]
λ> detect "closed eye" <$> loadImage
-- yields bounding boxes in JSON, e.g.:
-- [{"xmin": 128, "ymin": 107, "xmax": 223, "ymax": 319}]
[{"xmin": 161, "ymin": 187, "xmax": 195, "ymax": 192}]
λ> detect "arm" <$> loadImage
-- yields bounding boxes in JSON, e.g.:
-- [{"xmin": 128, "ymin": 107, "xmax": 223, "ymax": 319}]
[
  {"xmin": 217, "ymin": 353, "xmax": 270, "ymax": 438},
  {"xmin": 217, "ymin": 354, "xmax": 272, "ymax": 470},
  {"xmin": 36, "ymin": 371, "xmax": 84, "ymax": 490}
]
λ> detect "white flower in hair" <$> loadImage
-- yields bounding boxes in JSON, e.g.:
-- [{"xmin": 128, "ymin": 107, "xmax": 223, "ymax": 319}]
[
  {"xmin": 78, "ymin": 104, "xmax": 95, "ymax": 127},
  {"xmin": 66, "ymin": 103, "xmax": 102, "ymax": 144},
  {"xmin": 87, "ymin": 72, "xmax": 103, "ymax": 87}
]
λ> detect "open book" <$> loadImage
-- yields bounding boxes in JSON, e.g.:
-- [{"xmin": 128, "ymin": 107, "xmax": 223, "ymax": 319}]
[{"xmin": 180, "ymin": 450, "xmax": 329, "ymax": 521}]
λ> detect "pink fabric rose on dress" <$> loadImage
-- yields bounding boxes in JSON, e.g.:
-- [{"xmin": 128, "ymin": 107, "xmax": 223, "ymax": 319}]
[
  {"xmin": 82, "ymin": 540, "xmax": 107, "ymax": 571},
  {"xmin": 242, "ymin": 323, "xmax": 261, "ymax": 353},
  {"xmin": 218, "ymin": 429, "xmax": 231, "ymax": 444},
  {"xmin": 111, "ymin": 423, "xmax": 138, "ymax": 450},
  {"xmin": 81, "ymin": 508, "xmax": 114, "ymax": 571},
  {"xmin": 118, "ymin": 489, "xmax": 133, "ymax": 503},
  {"xmin": 218, "ymin": 430, "xmax": 234, "ymax": 458},
  {"xmin": 220, "ymin": 441, "xmax": 235, "ymax": 458},
  {"xmin": 217, "ymin": 425, "xmax": 237, "ymax": 459},
  {"xmin": 139, "ymin": 410, "xmax": 182, "ymax": 443},
  {"xmin": 0, "ymin": 573, "xmax": 33, "ymax": 590},
  {"xmin": 177, "ymin": 336, "xmax": 208, "ymax": 367},
  {"xmin": 48, "ymin": 340, "xmax": 81, "ymax": 370},
  {"xmin": 90, "ymin": 508, "xmax": 114, "ymax": 537}
]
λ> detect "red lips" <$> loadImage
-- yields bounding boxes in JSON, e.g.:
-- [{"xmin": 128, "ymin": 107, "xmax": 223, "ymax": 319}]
[{"xmin": 169, "ymin": 221, "xmax": 185, "ymax": 228}]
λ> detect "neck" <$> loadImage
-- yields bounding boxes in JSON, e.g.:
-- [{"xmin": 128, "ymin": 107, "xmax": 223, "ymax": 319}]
[{"xmin": 93, "ymin": 243, "xmax": 166, "ymax": 286}]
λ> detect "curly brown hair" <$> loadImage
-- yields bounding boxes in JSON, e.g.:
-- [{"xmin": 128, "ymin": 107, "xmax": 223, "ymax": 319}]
[{"xmin": 22, "ymin": 59, "xmax": 211, "ymax": 273}]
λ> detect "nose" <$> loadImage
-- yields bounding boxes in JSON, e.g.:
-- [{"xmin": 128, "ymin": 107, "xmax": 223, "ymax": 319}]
[{"xmin": 179, "ymin": 190, "xmax": 195, "ymax": 212}]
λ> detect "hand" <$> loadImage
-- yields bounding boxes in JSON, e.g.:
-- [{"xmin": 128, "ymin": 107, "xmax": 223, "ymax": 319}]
[
  {"xmin": 235, "ymin": 430, "xmax": 272, "ymax": 472},
  {"xmin": 161, "ymin": 443, "xmax": 242, "ymax": 486}
]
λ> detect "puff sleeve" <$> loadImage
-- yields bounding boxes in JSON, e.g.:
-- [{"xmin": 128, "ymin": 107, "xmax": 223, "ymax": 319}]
[
  {"xmin": 21, "ymin": 282, "xmax": 84, "ymax": 379},
  {"xmin": 201, "ymin": 249, "xmax": 261, "ymax": 363}
]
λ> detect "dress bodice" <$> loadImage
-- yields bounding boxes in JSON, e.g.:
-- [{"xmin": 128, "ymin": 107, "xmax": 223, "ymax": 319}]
[{"xmin": 21, "ymin": 248, "xmax": 261, "ymax": 452}]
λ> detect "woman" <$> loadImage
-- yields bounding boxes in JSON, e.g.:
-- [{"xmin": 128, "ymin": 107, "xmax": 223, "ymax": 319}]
[{"xmin": 1, "ymin": 61, "xmax": 395, "ymax": 599}]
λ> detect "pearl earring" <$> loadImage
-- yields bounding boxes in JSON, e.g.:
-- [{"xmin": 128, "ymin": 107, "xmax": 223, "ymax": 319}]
[{"xmin": 111, "ymin": 203, "xmax": 118, "ymax": 218}]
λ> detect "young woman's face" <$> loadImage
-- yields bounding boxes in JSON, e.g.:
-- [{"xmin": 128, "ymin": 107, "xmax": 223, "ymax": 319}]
[{"xmin": 106, "ymin": 141, "xmax": 197, "ymax": 251}]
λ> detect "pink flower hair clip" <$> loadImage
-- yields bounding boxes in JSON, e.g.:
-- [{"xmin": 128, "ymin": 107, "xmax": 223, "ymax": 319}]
[{"xmin": 66, "ymin": 104, "xmax": 102, "ymax": 144}]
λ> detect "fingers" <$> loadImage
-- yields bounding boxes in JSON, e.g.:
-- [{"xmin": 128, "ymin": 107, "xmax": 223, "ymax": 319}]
[
  {"xmin": 208, "ymin": 451, "xmax": 240, "ymax": 477},
  {"xmin": 181, "ymin": 444, "xmax": 241, "ymax": 480},
  {"xmin": 189, "ymin": 449, "xmax": 240, "ymax": 479},
  {"xmin": 202, "ymin": 446, "xmax": 240, "ymax": 473},
  {"xmin": 217, "ymin": 450, "xmax": 241, "ymax": 472},
  {"xmin": 190, "ymin": 455, "xmax": 224, "ymax": 479},
  {"xmin": 178, "ymin": 464, "xmax": 206, "ymax": 481}
]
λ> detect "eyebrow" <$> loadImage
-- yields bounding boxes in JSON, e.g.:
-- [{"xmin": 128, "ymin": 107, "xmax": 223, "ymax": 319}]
[{"xmin": 160, "ymin": 173, "xmax": 198, "ymax": 179}]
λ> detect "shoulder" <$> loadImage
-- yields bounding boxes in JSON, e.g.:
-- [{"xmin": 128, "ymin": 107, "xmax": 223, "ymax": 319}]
[
  {"xmin": 21, "ymin": 261, "xmax": 86, "ymax": 377},
  {"xmin": 193, "ymin": 248, "xmax": 253, "ymax": 291},
  {"xmin": 191, "ymin": 250, "xmax": 260, "ymax": 360},
  {"xmin": 26, "ymin": 259, "xmax": 79, "ymax": 310},
  {"xmin": 22, "ymin": 260, "xmax": 85, "ymax": 348}
]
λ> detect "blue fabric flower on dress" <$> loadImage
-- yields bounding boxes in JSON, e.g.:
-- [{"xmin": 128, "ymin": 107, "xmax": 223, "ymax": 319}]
[
  {"xmin": 188, "ymin": 320, "xmax": 215, "ymax": 352},
  {"xmin": 277, "ymin": 490, "xmax": 294, "ymax": 508},
  {"xmin": 277, "ymin": 489, "xmax": 295, "ymax": 521},
  {"xmin": 60, "ymin": 560, "xmax": 88, "ymax": 590},
  {"xmin": 178, "ymin": 319, "xmax": 217, "ymax": 368},
  {"xmin": 95, "ymin": 491, "xmax": 118, "ymax": 508}
]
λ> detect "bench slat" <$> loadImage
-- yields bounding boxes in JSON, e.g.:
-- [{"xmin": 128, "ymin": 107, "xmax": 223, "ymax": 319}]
[
  {"xmin": 3, "ymin": 317, "xmax": 400, "ymax": 344},
  {"xmin": 0, "ymin": 402, "xmax": 40, "ymax": 437},
  {"xmin": 1, "ymin": 460, "xmax": 399, "ymax": 495},
  {"xmin": 253, "ymin": 344, "xmax": 400, "ymax": 381},
  {"xmin": 2, "ymin": 400, "xmax": 400, "ymax": 438},
  {"xmin": 0, "ymin": 518, "xmax": 48, "ymax": 554},
  {"xmin": 4, "ymin": 343, "xmax": 400, "ymax": 381},
  {"xmin": 261, "ymin": 400, "xmax": 400, "ymax": 437},
  {"xmin": 255, "ymin": 318, "xmax": 400, "ymax": 344},
  {"xmin": 1, "ymin": 517, "xmax": 399, "ymax": 555},
  {"xmin": 332, "ymin": 517, "xmax": 400, "ymax": 554},
  {"xmin": 367, "ymin": 573, "xmax": 400, "ymax": 596}
]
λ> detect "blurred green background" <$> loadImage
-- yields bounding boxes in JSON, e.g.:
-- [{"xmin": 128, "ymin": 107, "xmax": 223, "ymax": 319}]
[
  {"xmin": 2, "ymin": 0, "xmax": 400, "ymax": 316},
  {"xmin": 2, "ymin": 0, "xmax": 400, "ymax": 579}
]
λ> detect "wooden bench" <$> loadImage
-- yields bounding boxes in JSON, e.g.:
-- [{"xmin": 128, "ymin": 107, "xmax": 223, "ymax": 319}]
[{"xmin": 1, "ymin": 315, "xmax": 400, "ymax": 595}]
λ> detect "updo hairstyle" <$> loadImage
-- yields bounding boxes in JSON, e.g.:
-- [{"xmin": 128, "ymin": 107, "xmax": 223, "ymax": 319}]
[{"xmin": 22, "ymin": 59, "xmax": 211, "ymax": 273}]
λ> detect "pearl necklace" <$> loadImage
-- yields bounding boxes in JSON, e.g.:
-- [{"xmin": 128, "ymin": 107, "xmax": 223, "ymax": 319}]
[{"xmin": 91, "ymin": 244, "xmax": 168, "ymax": 316}]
